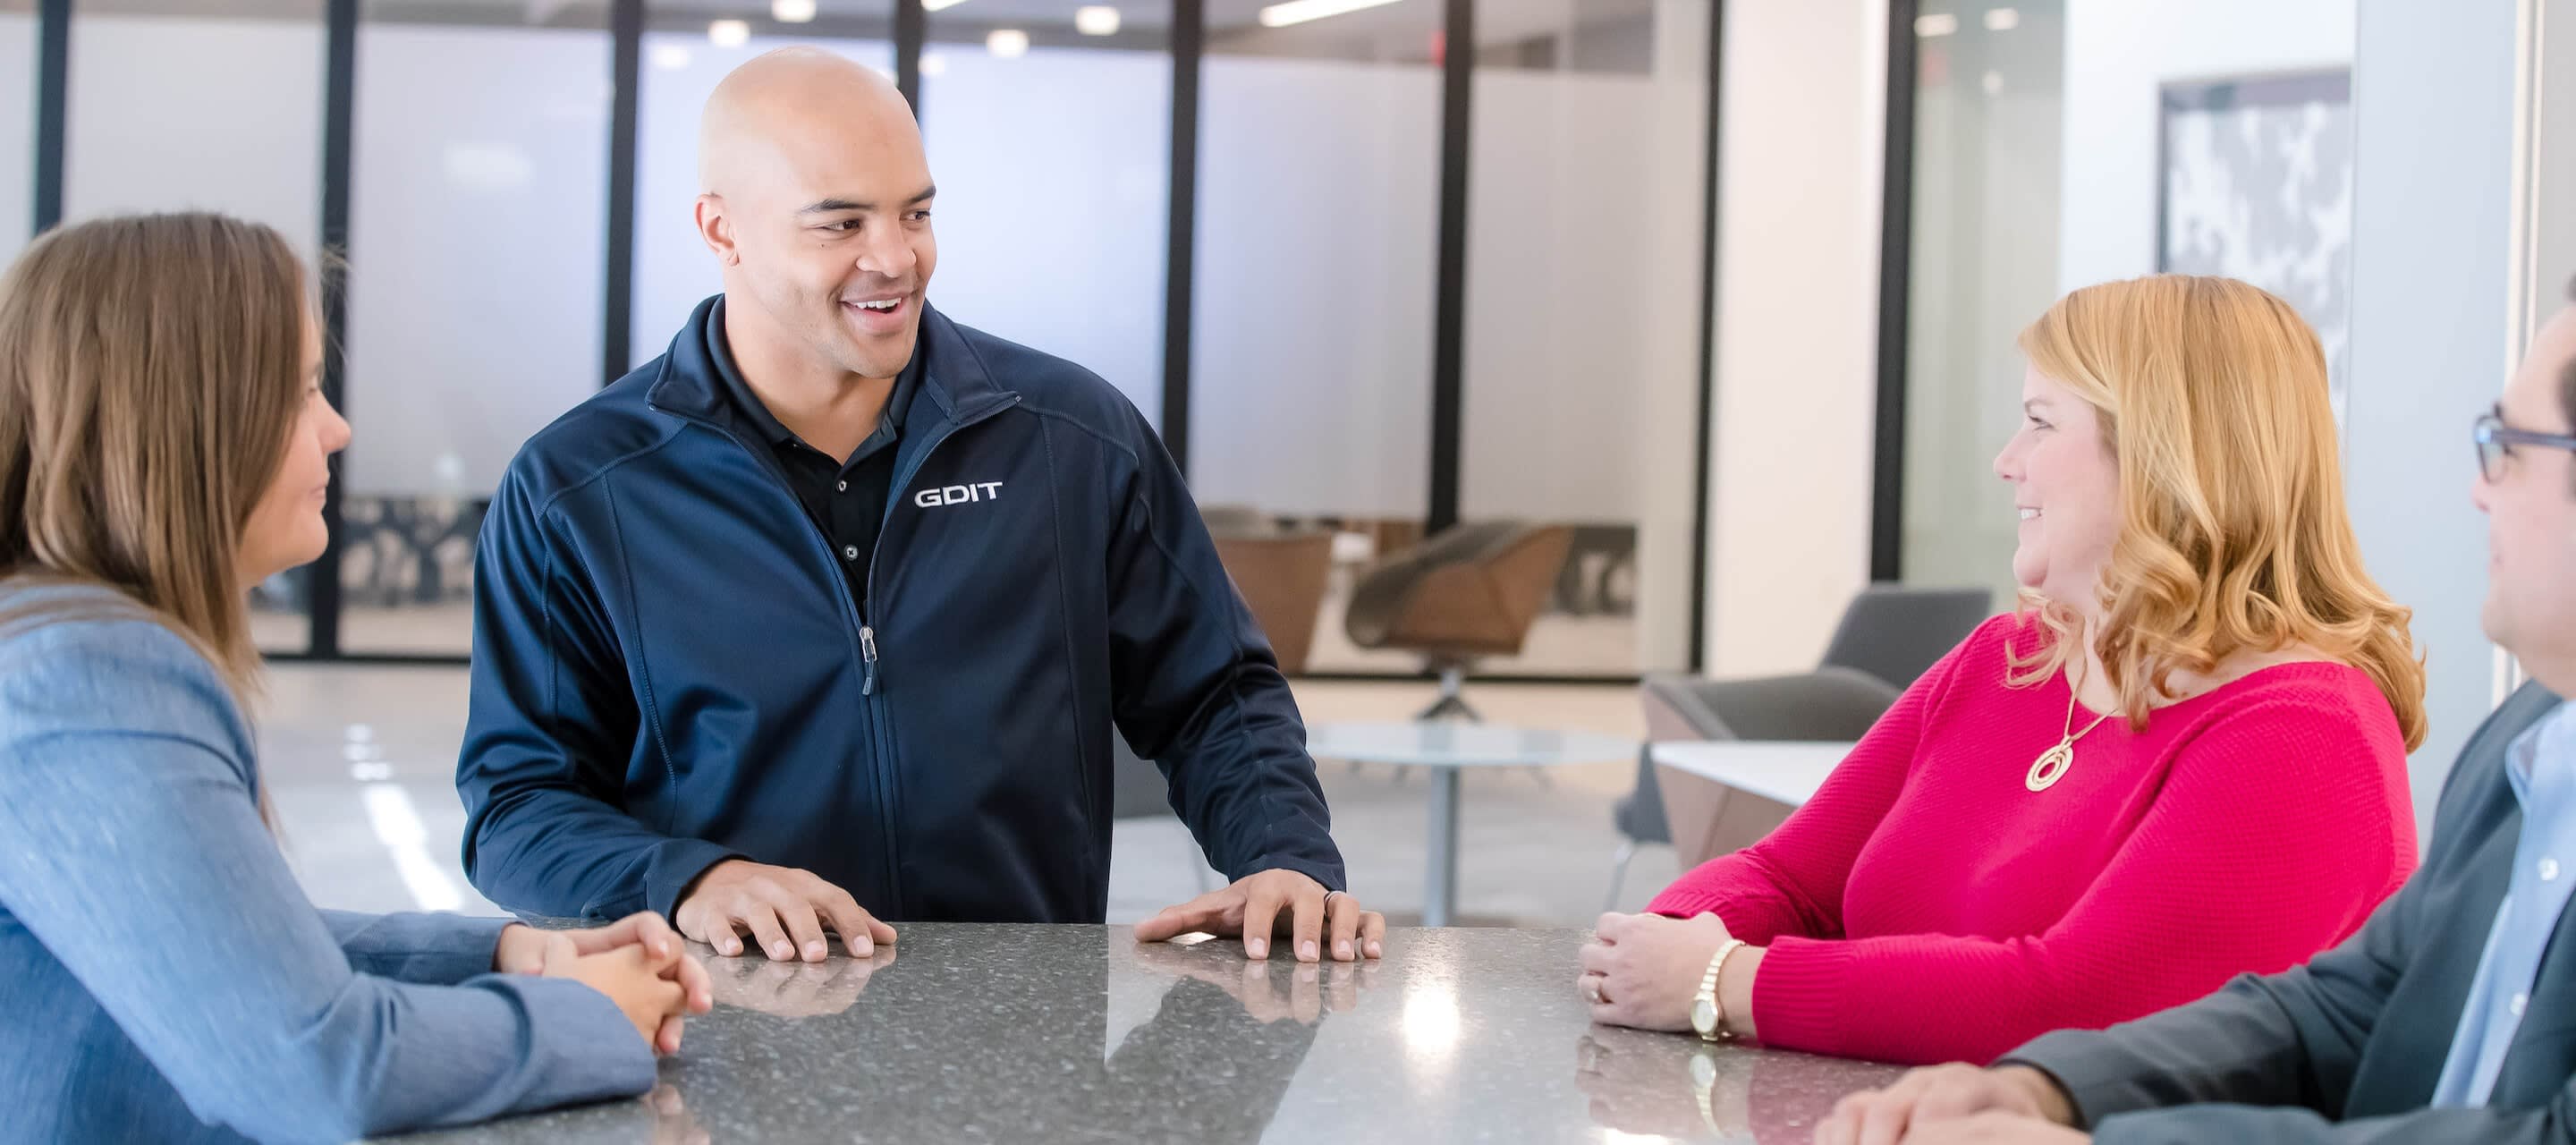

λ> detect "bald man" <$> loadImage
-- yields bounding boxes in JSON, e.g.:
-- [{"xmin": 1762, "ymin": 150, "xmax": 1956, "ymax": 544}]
[{"xmin": 455, "ymin": 50, "xmax": 1382, "ymax": 965}]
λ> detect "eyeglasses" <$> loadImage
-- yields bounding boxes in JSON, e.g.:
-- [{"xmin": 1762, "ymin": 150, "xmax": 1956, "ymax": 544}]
[{"xmin": 2473, "ymin": 411, "xmax": 2576, "ymax": 484}]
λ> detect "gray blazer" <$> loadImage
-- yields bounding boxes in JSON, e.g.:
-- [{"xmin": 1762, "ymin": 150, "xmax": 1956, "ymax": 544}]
[{"xmin": 2010, "ymin": 681, "xmax": 2571, "ymax": 1143}]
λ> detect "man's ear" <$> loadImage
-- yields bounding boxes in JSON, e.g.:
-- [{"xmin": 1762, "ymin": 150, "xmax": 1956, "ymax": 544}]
[{"xmin": 696, "ymin": 194, "xmax": 740, "ymax": 267}]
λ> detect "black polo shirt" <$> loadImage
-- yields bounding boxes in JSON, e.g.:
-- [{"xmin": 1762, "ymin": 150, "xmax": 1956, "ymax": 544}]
[{"xmin": 705, "ymin": 311, "xmax": 919, "ymax": 615}]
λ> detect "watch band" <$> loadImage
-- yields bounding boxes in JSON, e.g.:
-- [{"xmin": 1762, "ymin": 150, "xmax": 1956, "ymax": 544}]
[{"xmin": 1698, "ymin": 938, "xmax": 1747, "ymax": 1043}]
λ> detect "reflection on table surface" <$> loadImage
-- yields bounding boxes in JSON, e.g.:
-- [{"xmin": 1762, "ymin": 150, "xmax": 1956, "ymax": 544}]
[{"xmin": 381, "ymin": 925, "xmax": 1901, "ymax": 1144}]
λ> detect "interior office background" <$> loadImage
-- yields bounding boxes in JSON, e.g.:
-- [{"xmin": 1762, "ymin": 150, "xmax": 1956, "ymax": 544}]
[
  {"xmin": 1872, "ymin": 0, "xmax": 2576, "ymax": 826},
  {"xmin": 1, "ymin": 0, "xmax": 2571, "ymax": 922},
  {"xmin": 0, "ymin": 0, "xmax": 1716, "ymax": 683}
]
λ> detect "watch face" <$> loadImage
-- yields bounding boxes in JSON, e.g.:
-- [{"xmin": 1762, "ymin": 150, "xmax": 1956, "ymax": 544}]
[{"xmin": 1690, "ymin": 997, "xmax": 1719, "ymax": 1035}]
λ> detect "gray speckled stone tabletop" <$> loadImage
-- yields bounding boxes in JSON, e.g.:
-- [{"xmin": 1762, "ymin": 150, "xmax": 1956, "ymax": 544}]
[{"xmin": 379, "ymin": 925, "xmax": 1901, "ymax": 1144}]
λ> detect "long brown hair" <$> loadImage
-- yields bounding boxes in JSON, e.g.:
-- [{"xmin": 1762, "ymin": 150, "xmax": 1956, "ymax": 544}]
[
  {"xmin": 2007, "ymin": 275, "xmax": 2428, "ymax": 749},
  {"xmin": 0, "ymin": 212, "xmax": 312, "ymax": 709}
]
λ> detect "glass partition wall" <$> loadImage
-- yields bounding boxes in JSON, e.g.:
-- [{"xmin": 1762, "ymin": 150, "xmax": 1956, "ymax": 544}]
[{"xmin": 13, "ymin": 0, "xmax": 1724, "ymax": 680}]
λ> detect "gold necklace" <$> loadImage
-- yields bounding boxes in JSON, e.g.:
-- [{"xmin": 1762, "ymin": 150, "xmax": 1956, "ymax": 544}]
[{"xmin": 2026, "ymin": 683, "xmax": 2114, "ymax": 793}]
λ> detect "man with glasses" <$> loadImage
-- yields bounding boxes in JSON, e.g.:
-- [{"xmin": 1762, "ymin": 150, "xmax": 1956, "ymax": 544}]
[{"xmin": 1808, "ymin": 279, "xmax": 2576, "ymax": 1145}]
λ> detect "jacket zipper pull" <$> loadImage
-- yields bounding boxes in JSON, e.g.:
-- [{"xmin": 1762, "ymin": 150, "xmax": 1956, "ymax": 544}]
[{"xmin": 860, "ymin": 625, "xmax": 881, "ymax": 695}]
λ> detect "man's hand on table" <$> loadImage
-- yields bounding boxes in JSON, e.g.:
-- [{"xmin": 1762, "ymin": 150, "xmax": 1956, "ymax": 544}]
[
  {"xmin": 674, "ymin": 859, "xmax": 897, "ymax": 962},
  {"xmin": 1133, "ymin": 869, "xmax": 1385, "ymax": 962},
  {"xmin": 1815, "ymin": 1064, "xmax": 2084, "ymax": 1145}
]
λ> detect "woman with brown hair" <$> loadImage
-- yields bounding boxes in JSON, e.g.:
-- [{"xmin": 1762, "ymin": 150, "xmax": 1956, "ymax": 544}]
[
  {"xmin": 0, "ymin": 213, "xmax": 711, "ymax": 1143},
  {"xmin": 1577, "ymin": 275, "xmax": 2427, "ymax": 1065}
]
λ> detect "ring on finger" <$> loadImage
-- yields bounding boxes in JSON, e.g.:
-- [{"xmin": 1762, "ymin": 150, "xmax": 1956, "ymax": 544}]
[{"xmin": 1580, "ymin": 974, "xmax": 1606, "ymax": 1004}]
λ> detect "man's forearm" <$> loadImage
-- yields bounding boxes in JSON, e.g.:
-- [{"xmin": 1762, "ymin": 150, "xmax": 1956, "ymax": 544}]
[
  {"xmin": 2003, "ymin": 974, "xmax": 2326, "ymax": 1126},
  {"xmin": 464, "ymin": 793, "xmax": 741, "ymax": 920}
]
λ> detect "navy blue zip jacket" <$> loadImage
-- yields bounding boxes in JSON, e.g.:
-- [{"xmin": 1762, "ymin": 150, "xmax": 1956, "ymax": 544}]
[{"xmin": 455, "ymin": 296, "xmax": 1344, "ymax": 923}]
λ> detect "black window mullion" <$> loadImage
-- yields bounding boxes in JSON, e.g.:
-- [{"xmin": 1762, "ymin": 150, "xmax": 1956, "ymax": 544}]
[
  {"xmin": 603, "ymin": 0, "xmax": 641, "ymax": 386},
  {"xmin": 894, "ymin": 0, "xmax": 923, "ymax": 114},
  {"xmin": 1427, "ymin": 0, "xmax": 1473, "ymax": 536},
  {"xmin": 1161, "ymin": 0, "xmax": 1201, "ymax": 473},
  {"xmin": 311, "ymin": 0, "xmax": 360, "ymax": 657},
  {"xmin": 31, "ymin": 0, "xmax": 69, "ymax": 234},
  {"xmin": 1869, "ymin": 0, "xmax": 1921, "ymax": 583},
  {"xmin": 1687, "ymin": 0, "xmax": 1726, "ymax": 673}
]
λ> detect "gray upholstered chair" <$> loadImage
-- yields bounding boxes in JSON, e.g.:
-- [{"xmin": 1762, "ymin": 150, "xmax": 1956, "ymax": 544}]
[
  {"xmin": 1608, "ymin": 584, "xmax": 1993, "ymax": 905},
  {"xmin": 1811, "ymin": 584, "xmax": 1999, "ymax": 701},
  {"xmin": 1343, "ymin": 521, "xmax": 1575, "ymax": 720}
]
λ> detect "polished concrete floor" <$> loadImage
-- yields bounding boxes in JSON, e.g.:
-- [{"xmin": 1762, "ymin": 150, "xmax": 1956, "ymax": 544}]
[{"xmin": 261, "ymin": 666, "xmax": 1685, "ymax": 929}]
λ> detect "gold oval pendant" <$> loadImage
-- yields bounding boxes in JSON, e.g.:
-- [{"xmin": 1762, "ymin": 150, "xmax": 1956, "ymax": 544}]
[{"xmin": 2026, "ymin": 743, "xmax": 2075, "ymax": 793}]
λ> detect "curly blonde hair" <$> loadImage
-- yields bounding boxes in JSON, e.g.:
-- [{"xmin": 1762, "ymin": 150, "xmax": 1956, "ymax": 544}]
[{"xmin": 2006, "ymin": 275, "xmax": 2426, "ymax": 750}]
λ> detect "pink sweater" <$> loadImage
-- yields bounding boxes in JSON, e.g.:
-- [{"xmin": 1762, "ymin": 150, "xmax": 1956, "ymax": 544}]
[{"xmin": 1648, "ymin": 615, "xmax": 2417, "ymax": 1065}]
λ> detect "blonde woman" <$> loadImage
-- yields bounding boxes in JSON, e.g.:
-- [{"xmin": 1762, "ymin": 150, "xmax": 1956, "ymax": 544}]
[
  {"xmin": 0, "ymin": 213, "xmax": 711, "ymax": 1143},
  {"xmin": 1578, "ymin": 276, "xmax": 2427, "ymax": 1065}
]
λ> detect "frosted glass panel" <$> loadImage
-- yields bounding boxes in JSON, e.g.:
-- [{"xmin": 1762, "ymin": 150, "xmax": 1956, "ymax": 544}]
[
  {"xmin": 919, "ymin": 19, "xmax": 1169, "ymax": 428},
  {"xmin": 1458, "ymin": 0, "xmax": 1704, "ymax": 675},
  {"xmin": 341, "ymin": 19, "xmax": 611, "ymax": 653},
  {"xmin": 63, "ymin": 4, "xmax": 326, "ymax": 654},
  {"xmin": 1189, "ymin": 55, "xmax": 1437, "ymax": 522}
]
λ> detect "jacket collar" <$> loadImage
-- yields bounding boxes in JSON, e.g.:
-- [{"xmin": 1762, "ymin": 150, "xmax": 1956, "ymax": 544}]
[{"xmin": 646, "ymin": 294, "xmax": 1012, "ymax": 429}]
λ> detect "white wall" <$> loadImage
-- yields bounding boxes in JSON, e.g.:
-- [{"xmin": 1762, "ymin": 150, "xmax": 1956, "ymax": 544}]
[
  {"xmin": 0, "ymin": 14, "xmax": 36, "ymax": 266},
  {"xmin": 2535, "ymin": 0, "xmax": 2576, "ymax": 331},
  {"xmin": 1701, "ymin": 0, "xmax": 1885, "ymax": 677},
  {"xmin": 2056, "ymin": 0, "xmax": 2354, "ymax": 292},
  {"xmin": 62, "ymin": 15, "xmax": 323, "ymax": 256},
  {"xmin": 2344, "ymin": 0, "xmax": 2524, "ymax": 831},
  {"xmin": 343, "ymin": 25, "xmax": 607, "ymax": 498}
]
